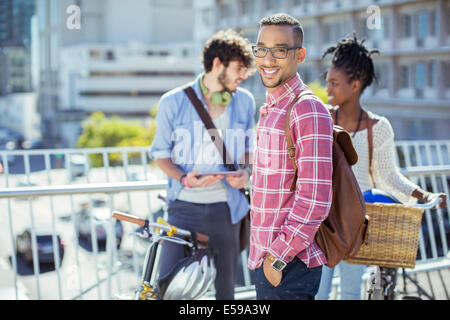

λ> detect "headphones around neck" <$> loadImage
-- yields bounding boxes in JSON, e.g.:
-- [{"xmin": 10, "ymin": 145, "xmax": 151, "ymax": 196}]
[{"xmin": 199, "ymin": 74, "xmax": 232, "ymax": 106}]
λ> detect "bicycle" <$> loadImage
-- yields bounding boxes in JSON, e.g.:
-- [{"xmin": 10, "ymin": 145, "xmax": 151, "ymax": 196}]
[
  {"xmin": 363, "ymin": 196, "xmax": 443, "ymax": 300},
  {"xmin": 112, "ymin": 199, "xmax": 215, "ymax": 300}
]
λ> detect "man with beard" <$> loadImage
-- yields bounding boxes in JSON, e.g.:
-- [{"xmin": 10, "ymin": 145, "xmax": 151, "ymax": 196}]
[{"xmin": 150, "ymin": 29, "xmax": 255, "ymax": 300}]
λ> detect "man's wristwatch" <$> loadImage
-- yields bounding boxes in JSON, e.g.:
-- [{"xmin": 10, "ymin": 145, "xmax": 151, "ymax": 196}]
[{"xmin": 265, "ymin": 253, "xmax": 287, "ymax": 272}]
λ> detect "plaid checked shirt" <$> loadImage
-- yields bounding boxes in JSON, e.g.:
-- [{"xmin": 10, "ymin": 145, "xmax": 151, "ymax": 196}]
[{"xmin": 248, "ymin": 74, "xmax": 333, "ymax": 270}]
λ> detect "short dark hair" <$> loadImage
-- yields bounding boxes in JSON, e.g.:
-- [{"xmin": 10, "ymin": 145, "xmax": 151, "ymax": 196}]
[
  {"xmin": 259, "ymin": 13, "xmax": 304, "ymax": 47},
  {"xmin": 202, "ymin": 29, "xmax": 254, "ymax": 73},
  {"xmin": 322, "ymin": 33, "xmax": 380, "ymax": 93}
]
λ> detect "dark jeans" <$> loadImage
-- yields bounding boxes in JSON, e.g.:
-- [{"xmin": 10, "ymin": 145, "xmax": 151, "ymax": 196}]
[
  {"xmin": 157, "ymin": 199, "xmax": 240, "ymax": 300},
  {"xmin": 254, "ymin": 257, "xmax": 322, "ymax": 300}
]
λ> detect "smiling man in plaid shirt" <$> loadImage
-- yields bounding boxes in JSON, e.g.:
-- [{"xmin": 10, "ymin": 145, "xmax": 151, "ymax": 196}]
[{"xmin": 249, "ymin": 14, "xmax": 334, "ymax": 300}]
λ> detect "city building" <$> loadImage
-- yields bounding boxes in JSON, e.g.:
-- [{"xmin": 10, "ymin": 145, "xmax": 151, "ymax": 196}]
[
  {"xmin": 35, "ymin": 0, "xmax": 196, "ymax": 147},
  {"xmin": 0, "ymin": 0, "xmax": 34, "ymax": 48},
  {"xmin": 194, "ymin": 0, "xmax": 450, "ymax": 140},
  {"xmin": 0, "ymin": 0, "xmax": 35, "ymax": 96},
  {"xmin": 0, "ymin": 0, "xmax": 36, "ymax": 145},
  {"xmin": 0, "ymin": 92, "xmax": 40, "ymax": 143},
  {"xmin": 58, "ymin": 42, "xmax": 197, "ymax": 147},
  {"xmin": 0, "ymin": 46, "xmax": 32, "ymax": 94}
]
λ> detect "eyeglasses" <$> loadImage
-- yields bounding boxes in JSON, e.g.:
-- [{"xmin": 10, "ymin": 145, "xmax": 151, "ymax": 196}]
[{"xmin": 252, "ymin": 45, "xmax": 302, "ymax": 59}]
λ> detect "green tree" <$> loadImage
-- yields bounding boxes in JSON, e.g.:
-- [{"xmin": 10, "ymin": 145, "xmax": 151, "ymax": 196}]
[
  {"xmin": 149, "ymin": 103, "xmax": 158, "ymax": 118},
  {"xmin": 307, "ymin": 81, "xmax": 328, "ymax": 105},
  {"xmin": 77, "ymin": 112, "xmax": 156, "ymax": 166}
]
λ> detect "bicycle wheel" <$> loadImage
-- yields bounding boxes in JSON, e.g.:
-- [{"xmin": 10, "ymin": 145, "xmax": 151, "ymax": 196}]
[
  {"xmin": 369, "ymin": 288, "xmax": 385, "ymax": 300},
  {"xmin": 401, "ymin": 295, "xmax": 422, "ymax": 300},
  {"xmin": 367, "ymin": 267, "xmax": 385, "ymax": 300},
  {"xmin": 383, "ymin": 268, "xmax": 397, "ymax": 300}
]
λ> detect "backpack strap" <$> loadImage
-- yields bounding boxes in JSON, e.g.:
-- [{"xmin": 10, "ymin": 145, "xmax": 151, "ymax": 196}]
[
  {"xmin": 284, "ymin": 91, "xmax": 315, "ymax": 192},
  {"xmin": 328, "ymin": 105, "xmax": 338, "ymax": 123}
]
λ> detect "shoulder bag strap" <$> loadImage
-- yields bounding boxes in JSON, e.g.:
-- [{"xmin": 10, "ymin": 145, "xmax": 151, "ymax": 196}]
[
  {"xmin": 366, "ymin": 111, "xmax": 376, "ymax": 182},
  {"xmin": 183, "ymin": 86, "xmax": 236, "ymax": 171},
  {"xmin": 367, "ymin": 115, "xmax": 373, "ymax": 181}
]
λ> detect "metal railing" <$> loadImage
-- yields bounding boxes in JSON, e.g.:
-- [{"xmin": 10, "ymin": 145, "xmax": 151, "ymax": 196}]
[
  {"xmin": 0, "ymin": 180, "xmax": 167, "ymax": 300},
  {"xmin": 0, "ymin": 140, "xmax": 449, "ymax": 300},
  {"xmin": 0, "ymin": 146, "xmax": 166, "ymax": 300},
  {"xmin": 396, "ymin": 140, "xmax": 450, "ymax": 264}
]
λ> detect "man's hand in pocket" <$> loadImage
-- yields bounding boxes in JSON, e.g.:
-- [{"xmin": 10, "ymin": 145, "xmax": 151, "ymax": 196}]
[{"xmin": 263, "ymin": 256, "xmax": 282, "ymax": 287}]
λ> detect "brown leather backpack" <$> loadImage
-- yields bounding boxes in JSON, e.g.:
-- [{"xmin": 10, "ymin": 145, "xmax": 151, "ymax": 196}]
[{"xmin": 284, "ymin": 91, "xmax": 369, "ymax": 268}]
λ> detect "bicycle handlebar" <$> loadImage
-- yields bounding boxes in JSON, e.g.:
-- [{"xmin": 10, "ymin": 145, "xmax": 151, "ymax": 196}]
[
  {"xmin": 112, "ymin": 211, "xmax": 147, "ymax": 227},
  {"xmin": 412, "ymin": 195, "xmax": 442, "ymax": 210},
  {"xmin": 368, "ymin": 195, "xmax": 442, "ymax": 210},
  {"xmin": 157, "ymin": 193, "xmax": 167, "ymax": 203},
  {"xmin": 396, "ymin": 195, "xmax": 442, "ymax": 210},
  {"xmin": 112, "ymin": 211, "xmax": 209, "ymax": 243}
]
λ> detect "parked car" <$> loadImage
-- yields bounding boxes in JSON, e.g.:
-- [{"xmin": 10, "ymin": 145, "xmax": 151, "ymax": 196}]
[
  {"xmin": 75, "ymin": 200, "xmax": 123, "ymax": 250},
  {"xmin": 3, "ymin": 140, "xmax": 18, "ymax": 165},
  {"xmin": 127, "ymin": 171, "xmax": 146, "ymax": 181},
  {"xmin": 16, "ymin": 179, "xmax": 37, "ymax": 187},
  {"xmin": 70, "ymin": 154, "xmax": 87, "ymax": 178},
  {"xmin": 16, "ymin": 228, "xmax": 65, "ymax": 265}
]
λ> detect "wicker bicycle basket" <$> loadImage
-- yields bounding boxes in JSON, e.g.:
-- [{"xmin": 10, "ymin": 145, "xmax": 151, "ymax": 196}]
[{"xmin": 345, "ymin": 202, "xmax": 425, "ymax": 269}]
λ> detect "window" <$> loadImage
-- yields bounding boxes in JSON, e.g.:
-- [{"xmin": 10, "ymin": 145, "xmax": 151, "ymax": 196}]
[
  {"xmin": 374, "ymin": 64, "xmax": 388, "ymax": 89},
  {"xmin": 401, "ymin": 14, "xmax": 412, "ymax": 38},
  {"xmin": 373, "ymin": 18, "xmax": 384, "ymax": 46},
  {"xmin": 219, "ymin": 3, "xmax": 231, "ymax": 19},
  {"xmin": 302, "ymin": 25, "xmax": 312, "ymax": 47},
  {"xmin": 50, "ymin": 33, "xmax": 59, "ymax": 70},
  {"xmin": 415, "ymin": 63, "xmax": 426, "ymax": 89},
  {"xmin": 324, "ymin": 21, "xmax": 347, "ymax": 43},
  {"xmin": 89, "ymin": 50, "xmax": 101, "ymax": 58},
  {"xmin": 358, "ymin": 18, "xmax": 368, "ymax": 38},
  {"xmin": 265, "ymin": 0, "xmax": 276, "ymax": 11},
  {"xmin": 50, "ymin": 0, "xmax": 59, "ymax": 27},
  {"xmin": 324, "ymin": 24, "xmax": 332, "ymax": 43},
  {"xmin": 382, "ymin": 16, "xmax": 390, "ymax": 39},
  {"xmin": 429, "ymin": 10, "xmax": 437, "ymax": 36},
  {"xmin": 417, "ymin": 11, "xmax": 428, "ymax": 38},
  {"xmin": 400, "ymin": 65, "xmax": 410, "ymax": 88},
  {"xmin": 38, "ymin": 0, "xmax": 47, "ymax": 31},
  {"xmin": 106, "ymin": 50, "xmax": 115, "ymax": 61},
  {"xmin": 428, "ymin": 61, "xmax": 437, "ymax": 88},
  {"xmin": 445, "ymin": 62, "xmax": 450, "ymax": 88},
  {"xmin": 201, "ymin": 8, "xmax": 212, "ymax": 26},
  {"xmin": 448, "ymin": 7, "xmax": 450, "ymax": 34},
  {"xmin": 336, "ymin": 21, "xmax": 345, "ymax": 39},
  {"xmin": 240, "ymin": 0, "xmax": 253, "ymax": 15}
]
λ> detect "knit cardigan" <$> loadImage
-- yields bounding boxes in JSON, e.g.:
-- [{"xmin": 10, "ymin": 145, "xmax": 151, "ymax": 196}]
[{"xmin": 350, "ymin": 115, "xmax": 418, "ymax": 204}]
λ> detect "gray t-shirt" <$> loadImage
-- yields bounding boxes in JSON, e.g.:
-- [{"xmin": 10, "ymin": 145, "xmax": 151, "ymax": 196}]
[{"xmin": 177, "ymin": 108, "xmax": 229, "ymax": 204}]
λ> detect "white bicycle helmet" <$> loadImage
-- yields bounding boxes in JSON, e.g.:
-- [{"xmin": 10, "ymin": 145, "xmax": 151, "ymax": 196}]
[{"xmin": 157, "ymin": 248, "xmax": 216, "ymax": 300}]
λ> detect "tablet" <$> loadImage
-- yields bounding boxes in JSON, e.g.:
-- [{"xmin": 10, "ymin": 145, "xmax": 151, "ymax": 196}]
[{"xmin": 196, "ymin": 170, "xmax": 240, "ymax": 176}]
